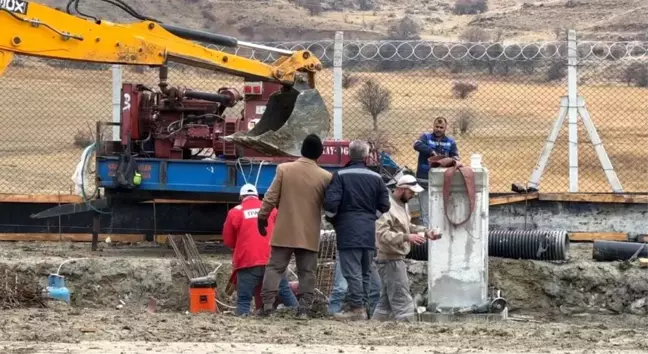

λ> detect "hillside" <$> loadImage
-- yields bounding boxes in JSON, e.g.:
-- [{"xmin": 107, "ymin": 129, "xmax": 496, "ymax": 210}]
[{"xmin": 37, "ymin": 0, "xmax": 648, "ymax": 43}]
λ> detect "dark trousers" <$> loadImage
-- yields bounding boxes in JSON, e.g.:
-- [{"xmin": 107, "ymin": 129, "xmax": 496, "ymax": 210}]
[
  {"xmin": 236, "ymin": 265, "xmax": 298, "ymax": 316},
  {"xmin": 338, "ymin": 248, "xmax": 374, "ymax": 310},
  {"xmin": 261, "ymin": 246, "xmax": 318, "ymax": 310}
]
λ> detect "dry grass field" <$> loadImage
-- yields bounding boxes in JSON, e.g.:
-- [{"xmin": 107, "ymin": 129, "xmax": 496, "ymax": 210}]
[{"xmin": 0, "ymin": 58, "xmax": 646, "ymax": 194}]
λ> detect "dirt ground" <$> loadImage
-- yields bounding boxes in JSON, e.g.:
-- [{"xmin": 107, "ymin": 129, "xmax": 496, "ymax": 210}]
[{"xmin": 2, "ymin": 241, "xmax": 648, "ymax": 353}]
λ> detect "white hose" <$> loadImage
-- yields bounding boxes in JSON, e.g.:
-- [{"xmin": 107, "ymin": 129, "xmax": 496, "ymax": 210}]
[
  {"xmin": 207, "ymin": 262, "xmax": 236, "ymax": 310},
  {"xmin": 235, "ymin": 158, "xmax": 269, "ymax": 190},
  {"xmin": 56, "ymin": 257, "xmax": 88, "ymax": 275},
  {"xmin": 254, "ymin": 160, "xmax": 269, "ymax": 188},
  {"xmin": 72, "ymin": 143, "xmax": 95, "ymax": 197}
]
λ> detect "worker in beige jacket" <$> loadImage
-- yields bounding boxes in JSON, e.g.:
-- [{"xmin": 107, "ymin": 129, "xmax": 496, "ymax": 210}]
[
  {"xmin": 373, "ymin": 174, "xmax": 441, "ymax": 322},
  {"xmin": 257, "ymin": 134, "xmax": 333, "ymax": 319}
]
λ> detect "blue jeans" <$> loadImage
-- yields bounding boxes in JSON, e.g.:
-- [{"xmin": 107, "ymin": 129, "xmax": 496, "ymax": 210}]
[
  {"xmin": 236, "ymin": 266, "xmax": 297, "ymax": 316},
  {"xmin": 328, "ymin": 252, "xmax": 381, "ymax": 316}
]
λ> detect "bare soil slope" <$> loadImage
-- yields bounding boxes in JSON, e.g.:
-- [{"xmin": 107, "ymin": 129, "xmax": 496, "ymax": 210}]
[
  {"xmin": 36, "ymin": 0, "xmax": 648, "ymax": 42},
  {"xmin": 2, "ymin": 242, "xmax": 648, "ymax": 353}
]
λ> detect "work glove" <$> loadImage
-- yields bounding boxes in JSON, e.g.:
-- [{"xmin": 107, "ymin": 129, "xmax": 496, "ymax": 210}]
[{"xmin": 258, "ymin": 218, "xmax": 268, "ymax": 236}]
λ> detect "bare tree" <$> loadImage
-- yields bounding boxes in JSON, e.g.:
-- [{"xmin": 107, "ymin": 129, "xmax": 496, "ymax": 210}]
[{"xmin": 357, "ymin": 79, "xmax": 391, "ymax": 131}]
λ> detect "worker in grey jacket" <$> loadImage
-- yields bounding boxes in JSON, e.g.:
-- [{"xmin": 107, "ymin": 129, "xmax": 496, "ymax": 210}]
[{"xmin": 373, "ymin": 174, "xmax": 441, "ymax": 322}]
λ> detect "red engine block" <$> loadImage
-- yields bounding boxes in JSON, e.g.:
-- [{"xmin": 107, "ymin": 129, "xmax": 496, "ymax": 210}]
[
  {"xmin": 119, "ymin": 81, "xmax": 380, "ymax": 166},
  {"xmin": 120, "ymin": 83, "xmax": 245, "ymax": 159}
]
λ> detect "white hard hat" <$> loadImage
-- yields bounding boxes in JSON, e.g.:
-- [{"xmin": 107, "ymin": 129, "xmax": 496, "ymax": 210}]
[
  {"xmin": 239, "ymin": 183, "xmax": 258, "ymax": 197},
  {"xmin": 396, "ymin": 174, "xmax": 424, "ymax": 193}
]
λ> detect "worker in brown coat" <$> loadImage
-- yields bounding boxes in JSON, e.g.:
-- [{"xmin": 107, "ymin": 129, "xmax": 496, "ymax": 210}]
[{"xmin": 257, "ymin": 134, "xmax": 333, "ymax": 319}]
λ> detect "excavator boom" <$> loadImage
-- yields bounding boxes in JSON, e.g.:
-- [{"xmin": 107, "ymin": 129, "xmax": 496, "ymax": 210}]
[{"xmin": 0, "ymin": 0, "xmax": 330, "ymax": 156}]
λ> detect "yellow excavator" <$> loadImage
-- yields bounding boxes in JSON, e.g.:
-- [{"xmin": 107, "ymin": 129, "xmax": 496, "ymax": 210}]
[{"xmin": 0, "ymin": 0, "xmax": 330, "ymax": 156}]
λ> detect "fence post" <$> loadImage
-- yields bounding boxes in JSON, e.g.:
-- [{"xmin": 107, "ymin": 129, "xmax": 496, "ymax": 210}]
[
  {"xmin": 333, "ymin": 31, "xmax": 344, "ymax": 140},
  {"xmin": 567, "ymin": 29, "xmax": 578, "ymax": 192},
  {"xmin": 111, "ymin": 64, "xmax": 122, "ymax": 141},
  {"xmin": 527, "ymin": 30, "xmax": 623, "ymax": 193}
]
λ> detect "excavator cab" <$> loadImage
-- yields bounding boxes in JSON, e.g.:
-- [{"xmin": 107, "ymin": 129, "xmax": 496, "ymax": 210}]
[{"xmin": 226, "ymin": 76, "xmax": 330, "ymax": 157}]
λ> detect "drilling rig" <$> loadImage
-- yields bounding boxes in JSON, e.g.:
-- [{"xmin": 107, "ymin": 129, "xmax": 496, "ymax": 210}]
[{"xmin": 1, "ymin": 0, "xmax": 395, "ymax": 239}]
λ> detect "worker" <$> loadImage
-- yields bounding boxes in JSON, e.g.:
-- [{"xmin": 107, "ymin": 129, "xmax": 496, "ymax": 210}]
[
  {"xmin": 222, "ymin": 184, "xmax": 298, "ymax": 316},
  {"xmin": 323, "ymin": 140, "xmax": 391, "ymax": 320},
  {"xmin": 412, "ymin": 117, "xmax": 460, "ymax": 227},
  {"xmin": 373, "ymin": 174, "xmax": 442, "ymax": 322},
  {"xmin": 257, "ymin": 134, "xmax": 333, "ymax": 319}
]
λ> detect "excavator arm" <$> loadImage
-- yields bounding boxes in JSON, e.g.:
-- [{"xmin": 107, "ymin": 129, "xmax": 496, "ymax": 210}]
[
  {"xmin": 0, "ymin": 1, "xmax": 321, "ymax": 84},
  {"xmin": 0, "ymin": 0, "xmax": 330, "ymax": 156}
]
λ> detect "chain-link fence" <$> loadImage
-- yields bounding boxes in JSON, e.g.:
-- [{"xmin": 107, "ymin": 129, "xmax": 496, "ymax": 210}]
[{"xmin": 0, "ymin": 31, "xmax": 646, "ymax": 195}]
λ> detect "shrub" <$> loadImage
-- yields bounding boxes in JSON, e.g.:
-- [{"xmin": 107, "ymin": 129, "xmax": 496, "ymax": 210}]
[
  {"xmin": 299, "ymin": 0, "xmax": 323, "ymax": 16},
  {"xmin": 358, "ymin": 0, "xmax": 375, "ymax": 11},
  {"xmin": 623, "ymin": 63, "xmax": 648, "ymax": 87},
  {"xmin": 202, "ymin": 10, "xmax": 217, "ymax": 23},
  {"xmin": 342, "ymin": 73, "xmax": 359, "ymax": 89},
  {"xmin": 452, "ymin": 109, "xmax": 473, "ymax": 135},
  {"xmin": 73, "ymin": 129, "xmax": 94, "ymax": 148},
  {"xmin": 452, "ymin": 81, "xmax": 478, "ymax": 99},
  {"xmin": 546, "ymin": 61, "xmax": 567, "ymax": 82},
  {"xmin": 453, "ymin": 0, "xmax": 488, "ymax": 15},
  {"xmin": 459, "ymin": 27, "xmax": 490, "ymax": 42},
  {"xmin": 388, "ymin": 16, "xmax": 421, "ymax": 40}
]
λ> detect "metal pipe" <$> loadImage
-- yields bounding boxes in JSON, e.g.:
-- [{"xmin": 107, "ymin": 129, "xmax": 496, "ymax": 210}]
[
  {"xmin": 236, "ymin": 40, "xmax": 294, "ymax": 56},
  {"xmin": 407, "ymin": 229, "xmax": 570, "ymax": 261},
  {"xmin": 593, "ymin": 240, "xmax": 648, "ymax": 262}
]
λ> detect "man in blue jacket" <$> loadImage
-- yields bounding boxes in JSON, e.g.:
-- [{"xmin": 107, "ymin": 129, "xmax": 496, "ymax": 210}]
[
  {"xmin": 323, "ymin": 140, "xmax": 391, "ymax": 320},
  {"xmin": 413, "ymin": 117, "xmax": 460, "ymax": 227}
]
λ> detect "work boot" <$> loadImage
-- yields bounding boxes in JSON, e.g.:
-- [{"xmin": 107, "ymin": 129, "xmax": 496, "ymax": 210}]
[
  {"xmin": 257, "ymin": 305, "xmax": 276, "ymax": 318},
  {"xmin": 333, "ymin": 307, "xmax": 368, "ymax": 321}
]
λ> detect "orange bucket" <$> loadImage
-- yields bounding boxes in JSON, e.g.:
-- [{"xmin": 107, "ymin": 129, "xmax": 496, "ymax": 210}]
[{"xmin": 188, "ymin": 281, "xmax": 218, "ymax": 314}]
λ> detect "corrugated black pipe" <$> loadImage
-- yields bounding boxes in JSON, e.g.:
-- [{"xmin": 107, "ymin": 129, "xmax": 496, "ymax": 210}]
[
  {"xmin": 407, "ymin": 230, "xmax": 570, "ymax": 261},
  {"xmin": 489, "ymin": 230, "xmax": 569, "ymax": 261},
  {"xmin": 593, "ymin": 240, "xmax": 648, "ymax": 262}
]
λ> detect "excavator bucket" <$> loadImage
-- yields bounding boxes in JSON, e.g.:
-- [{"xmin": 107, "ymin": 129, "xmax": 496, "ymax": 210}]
[{"xmin": 224, "ymin": 85, "xmax": 330, "ymax": 157}]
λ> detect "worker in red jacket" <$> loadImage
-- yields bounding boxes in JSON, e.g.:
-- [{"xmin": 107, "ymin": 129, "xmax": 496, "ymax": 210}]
[{"xmin": 223, "ymin": 183, "xmax": 298, "ymax": 316}]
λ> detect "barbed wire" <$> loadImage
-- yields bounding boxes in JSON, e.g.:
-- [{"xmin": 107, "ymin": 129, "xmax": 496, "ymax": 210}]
[{"xmin": 205, "ymin": 40, "xmax": 648, "ymax": 63}]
